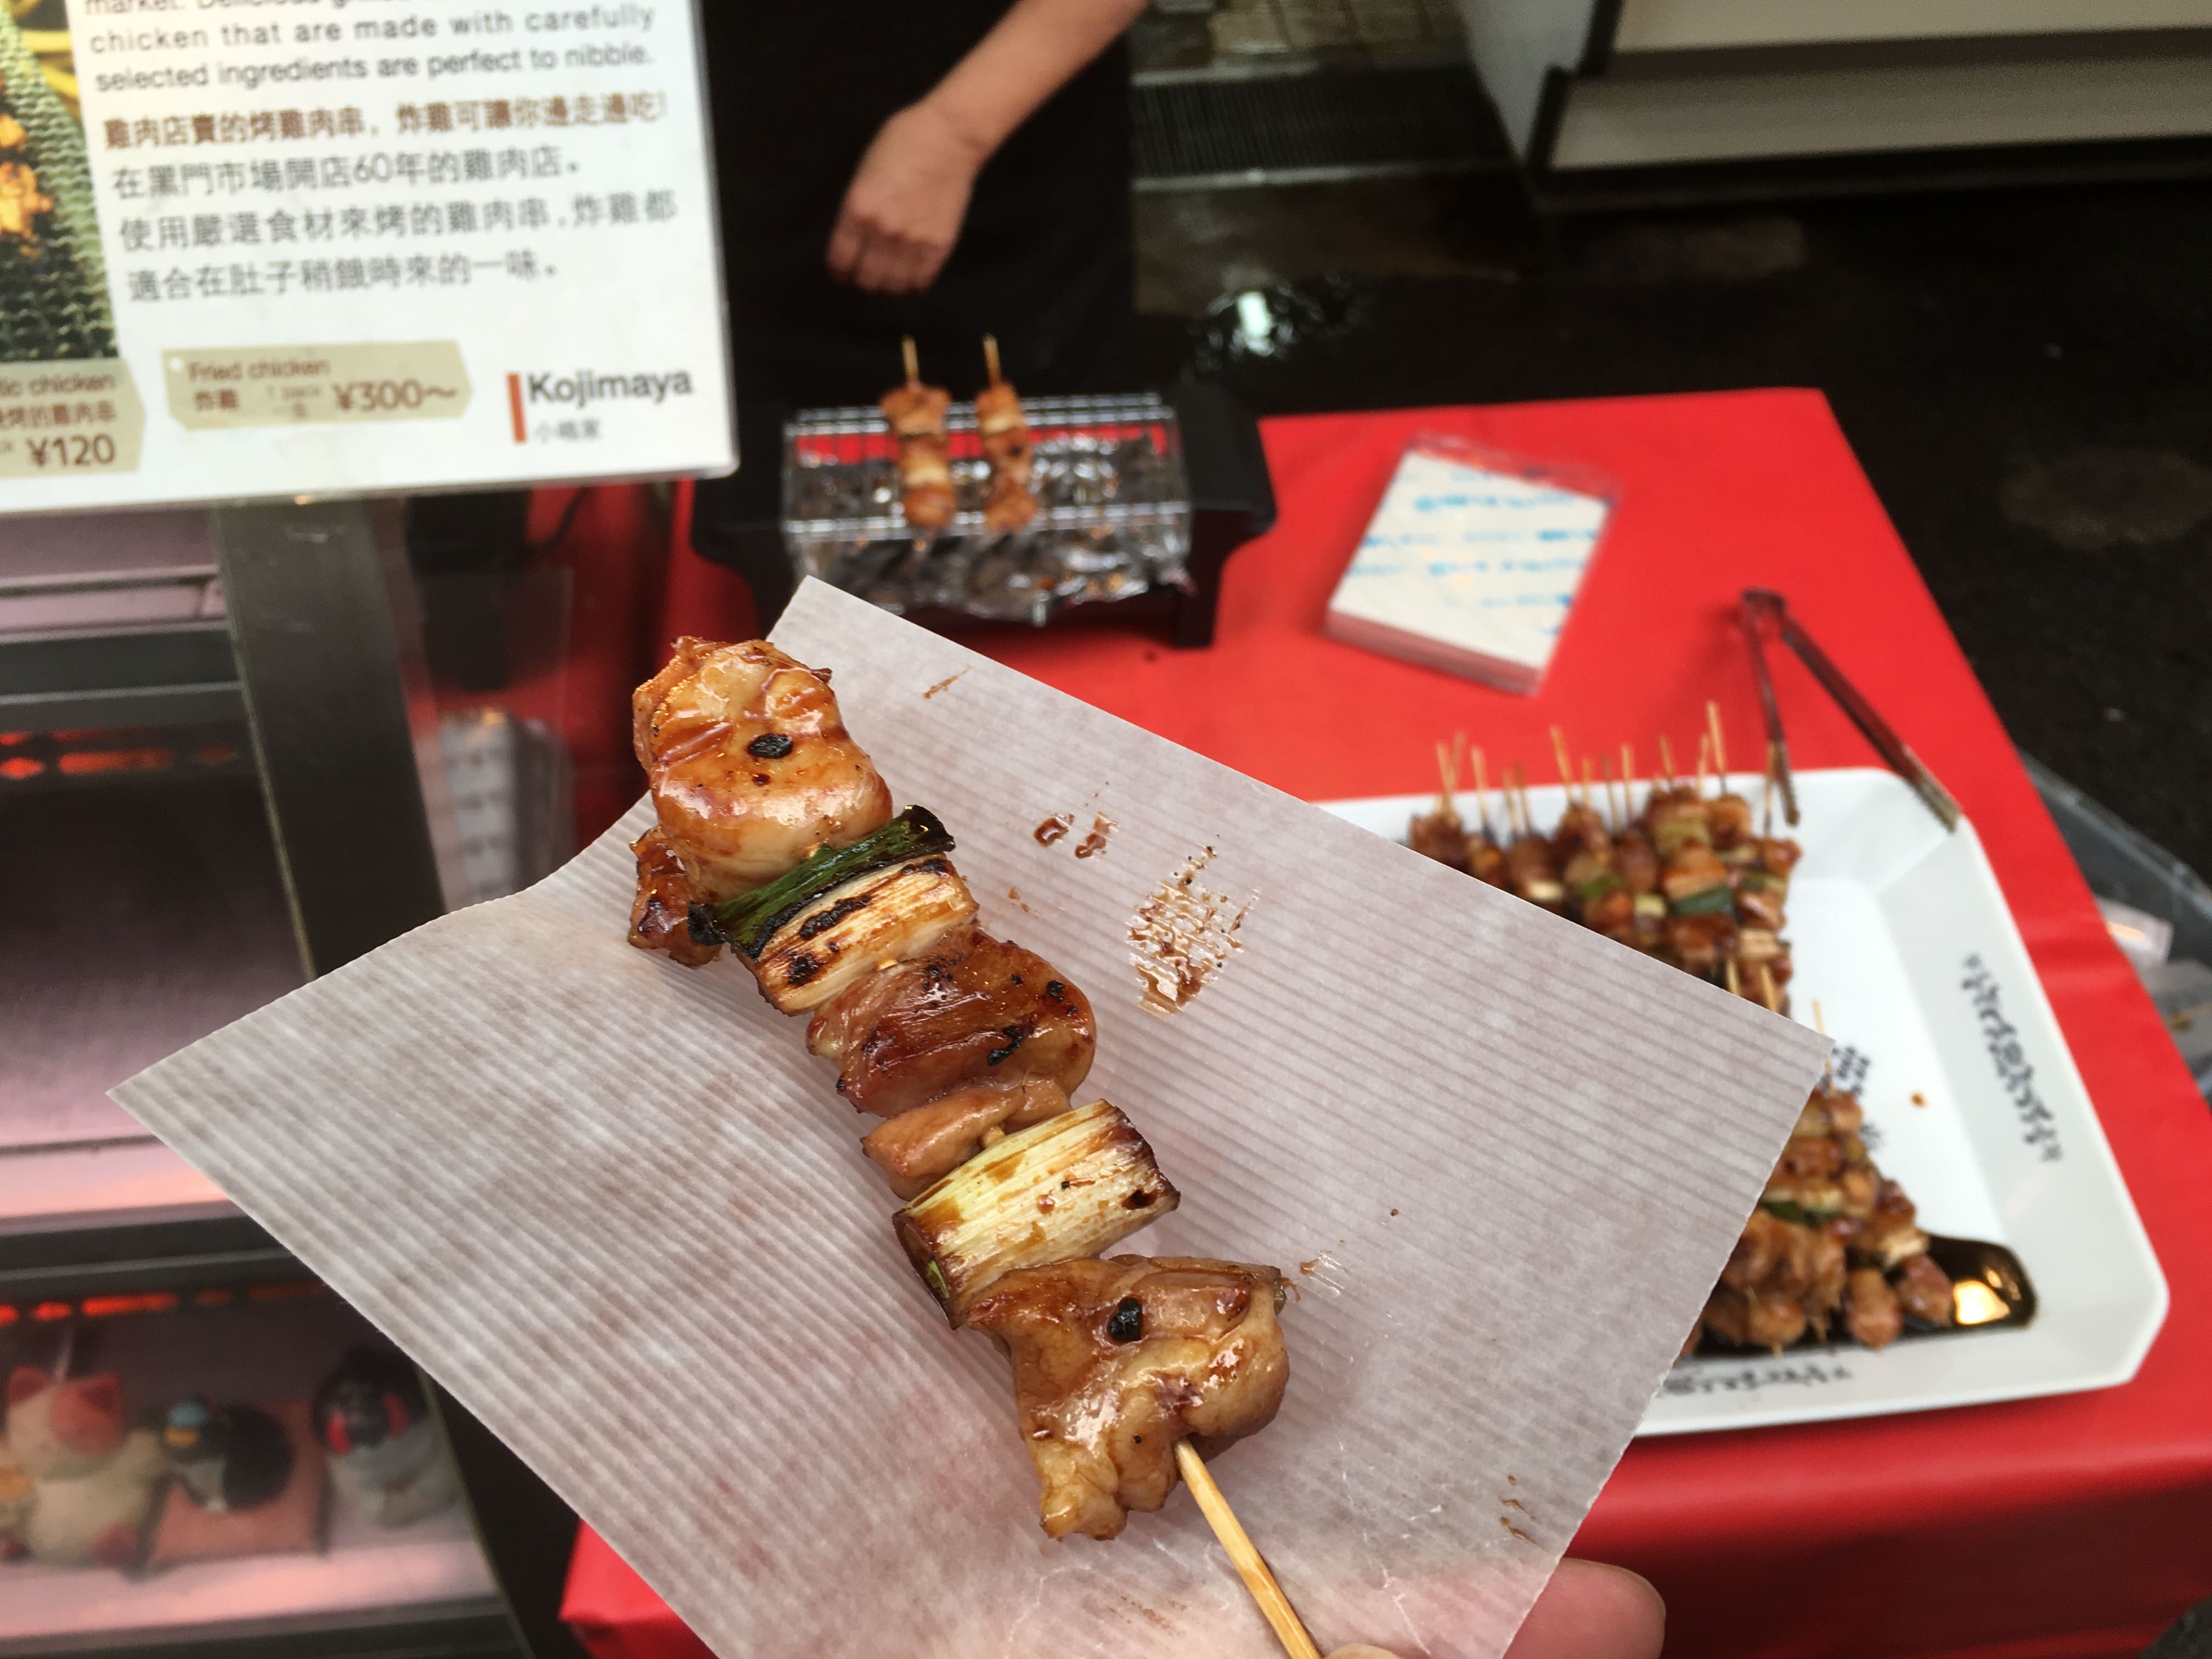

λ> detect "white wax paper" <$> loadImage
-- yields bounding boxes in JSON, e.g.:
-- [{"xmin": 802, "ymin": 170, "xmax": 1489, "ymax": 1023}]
[{"xmin": 116, "ymin": 579, "xmax": 1827, "ymax": 1658}]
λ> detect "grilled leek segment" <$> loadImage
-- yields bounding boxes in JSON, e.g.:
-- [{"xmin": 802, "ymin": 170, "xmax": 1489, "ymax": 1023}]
[
  {"xmin": 749, "ymin": 854, "xmax": 978, "ymax": 1014},
  {"xmin": 895, "ymin": 1099, "xmax": 1180, "ymax": 1323}
]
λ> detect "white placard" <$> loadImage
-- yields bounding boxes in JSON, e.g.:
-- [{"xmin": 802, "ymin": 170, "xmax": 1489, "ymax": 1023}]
[
  {"xmin": 1325, "ymin": 444, "xmax": 1611, "ymax": 693},
  {"xmin": 0, "ymin": 0, "xmax": 731, "ymax": 509}
]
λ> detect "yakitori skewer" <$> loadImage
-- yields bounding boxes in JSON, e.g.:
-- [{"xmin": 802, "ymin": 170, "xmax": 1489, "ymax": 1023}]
[
  {"xmin": 627, "ymin": 640, "xmax": 1299, "ymax": 1644},
  {"xmin": 881, "ymin": 338, "xmax": 955, "ymax": 531},
  {"xmin": 977, "ymin": 333, "xmax": 1040, "ymax": 534}
]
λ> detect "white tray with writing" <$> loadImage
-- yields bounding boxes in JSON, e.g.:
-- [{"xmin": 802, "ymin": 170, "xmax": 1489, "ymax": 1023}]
[{"xmin": 1322, "ymin": 768, "xmax": 2168, "ymax": 1435}]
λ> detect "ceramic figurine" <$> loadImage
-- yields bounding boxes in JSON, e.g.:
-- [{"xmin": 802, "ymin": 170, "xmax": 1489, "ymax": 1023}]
[
  {"xmin": 5, "ymin": 1368, "xmax": 164, "ymax": 1568},
  {"xmin": 162, "ymin": 1397, "xmax": 295, "ymax": 1514},
  {"xmin": 310, "ymin": 1346, "xmax": 458, "ymax": 1527}
]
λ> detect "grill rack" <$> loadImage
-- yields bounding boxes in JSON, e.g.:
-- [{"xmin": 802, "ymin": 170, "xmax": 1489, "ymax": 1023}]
[
  {"xmin": 693, "ymin": 384, "xmax": 1274, "ymax": 648},
  {"xmin": 781, "ymin": 393, "xmax": 1194, "ymax": 627}
]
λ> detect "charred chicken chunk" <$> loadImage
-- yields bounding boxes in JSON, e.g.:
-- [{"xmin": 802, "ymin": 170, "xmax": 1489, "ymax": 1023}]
[
  {"xmin": 966, "ymin": 1256, "xmax": 1289, "ymax": 1541},
  {"xmin": 1407, "ymin": 804, "xmax": 1467, "ymax": 870},
  {"xmin": 633, "ymin": 639, "xmax": 894, "ymax": 904},
  {"xmin": 806, "ymin": 927, "xmax": 1096, "ymax": 1116},
  {"xmin": 1843, "ymin": 1267, "xmax": 1904, "ymax": 1350},
  {"xmin": 627, "ymin": 827, "xmax": 721, "ymax": 967},
  {"xmin": 1892, "ymin": 1251, "xmax": 1955, "ymax": 1326}
]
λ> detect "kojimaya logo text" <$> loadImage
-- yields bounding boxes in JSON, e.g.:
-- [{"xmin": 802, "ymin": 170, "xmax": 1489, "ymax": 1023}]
[{"xmin": 505, "ymin": 368, "xmax": 695, "ymax": 441}]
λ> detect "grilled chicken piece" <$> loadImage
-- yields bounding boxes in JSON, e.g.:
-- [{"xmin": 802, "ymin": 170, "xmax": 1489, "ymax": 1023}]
[
  {"xmin": 1663, "ymin": 910, "xmax": 1737, "ymax": 973},
  {"xmin": 1505, "ymin": 836, "xmax": 1565, "ymax": 909},
  {"xmin": 1707, "ymin": 793, "xmax": 1754, "ymax": 849},
  {"xmin": 1613, "ymin": 828, "xmax": 1659, "ymax": 895},
  {"xmin": 1464, "ymin": 833, "xmax": 1508, "ymax": 887},
  {"xmin": 882, "ymin": 382, "xmax": 956, "ymax": 530},
  {"xmin": 1854, "ymin": 1178, "xmax": 1930, "ymax": 1267},
  {"xmin": 633, "ymin": 639, "xmax": 893, "ymax": 904},
  {"xmin": 1702, "ymin": 1284, "xmax": 1806, "ymax": 1352},
  {"xmin": 627, "ymin": 827, "xmax": 721, "ymax": 967},
  {"xmin": 965, "ymin": 1256, "xmax": 1289, "ymax": 1540},
  {"xmin": 1891, "ymin": 1251, "xmax": 1955, "ymax": 1325},
  {"xmin": 861, "ymin": 1079, "xmax": 1069, "ymax": 1199},
  {"xmin": 1550, "ymin": 802, "xmax": 1611, "ymax": 863},
  {"xmin": 1407, "ymin": 803, "xmax": 1466, "ymax": 870},
  {"xmin": 1843, "ymin": 1267, "xmax": 1904, "ymax": 1350},
  {"xmin": 1719, "ymin": 1209, "xmax": 1793, "ymax": 1290},
  {"xmin": 805, "ymin": 927, "xmax": 1096, "ymax": 1117}
]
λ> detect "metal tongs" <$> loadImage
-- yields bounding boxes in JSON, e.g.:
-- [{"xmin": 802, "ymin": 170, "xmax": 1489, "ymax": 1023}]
[{"xmin": 1741, "ymin": 589, "xmax": 1961, "ymax": 833}]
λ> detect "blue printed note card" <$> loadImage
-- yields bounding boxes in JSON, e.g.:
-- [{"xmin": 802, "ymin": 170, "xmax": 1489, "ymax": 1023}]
[{"xmin": 1323, "ymin": 439, "xmax": 1614, "ymax": 694}]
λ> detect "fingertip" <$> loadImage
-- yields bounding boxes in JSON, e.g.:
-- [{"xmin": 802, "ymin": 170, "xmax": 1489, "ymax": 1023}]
[{"xmin": 1508, "ymin": 1560, "xmax": 1666, "ymax": 1659}]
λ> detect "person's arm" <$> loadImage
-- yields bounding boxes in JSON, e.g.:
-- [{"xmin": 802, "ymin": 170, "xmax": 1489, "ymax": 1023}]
[{"xmin": 826, "ymin": 0, "xmax": 1148, "ymax": 295}]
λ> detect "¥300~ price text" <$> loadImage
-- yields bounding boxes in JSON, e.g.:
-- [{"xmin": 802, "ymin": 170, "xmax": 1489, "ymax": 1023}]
[{"xmin": 332, "ymin": 380, "xmax": 462, "ymax": 414}]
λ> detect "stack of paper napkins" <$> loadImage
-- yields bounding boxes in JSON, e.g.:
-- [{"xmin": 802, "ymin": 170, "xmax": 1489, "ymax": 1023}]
[{"xmin": 1324, "ymin": 437, "xmax": 1614, "ymax": 694}]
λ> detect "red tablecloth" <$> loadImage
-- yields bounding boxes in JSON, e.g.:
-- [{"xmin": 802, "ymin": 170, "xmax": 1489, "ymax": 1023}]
[{"xmin": 564, "ymin": 390, "xmax": 2212, "ymax": 1659}]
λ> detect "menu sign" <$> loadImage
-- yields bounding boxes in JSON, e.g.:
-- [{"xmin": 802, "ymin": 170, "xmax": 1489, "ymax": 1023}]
[{"xmin": 0, "ymin": 0, "xmax": 731, "ymax": 510}]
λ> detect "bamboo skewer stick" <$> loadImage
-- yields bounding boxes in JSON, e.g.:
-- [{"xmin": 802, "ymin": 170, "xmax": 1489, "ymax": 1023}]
[
  {"xmin": 900, "ymin": 334, "xmax": 920, "ymax": 387},
  {"xmin": 1583, "ymin": 758, "xmax": 1600, "ymax": 826},
  {"xmin": 1694, "ymin": 732, "xmax": 1712, "ymax": 798},
  {"xmin": 1550, "ymin": 726, "xmax": 1575, "ymax": 796},
  {"xmin": 1175, "ymin": 1441, "xmax": 1322, "ymax": 1659},
  {"xmin": 1621, "ymin": 742, "xmax": 1637, "ymax": 820},
  {"xmin": 1434, "ymin": 737, "xmax": 1460, "ymax": 815},
  {"xmin": 1759, "ymin": 960, "xmax": 1782, "ymax": 1014},
  {"xmin": 982, "ymin": 332, "xmax": 1003, "ymax": 386},
  {"xmin": 1706, "ymin": 700, "xmax": 1728, "ymax": 792},
  {"xmin": 1470, "ymin": 743, "xmax": 1494, "ymax": 840},
  {"xmin": 1658, "ymin": 736, "xmax": 1677, "ymax": 791}
]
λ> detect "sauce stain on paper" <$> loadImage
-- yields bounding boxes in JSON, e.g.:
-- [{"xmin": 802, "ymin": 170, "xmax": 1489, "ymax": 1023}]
[
  {"xmin": 1129, "ymin": 848, "xmax": 1254, "ymax": 1018},
  {"xmin": 1073, "ymin": 814, "xmax": 1116, "ymax": 858},
  {"xmin": 1034, "ymin": 814, "xmax": 1074, "ymax": 846},
  {"xmin": 922, "ymin": 669, "xmax": 967, "ymax": 699}
]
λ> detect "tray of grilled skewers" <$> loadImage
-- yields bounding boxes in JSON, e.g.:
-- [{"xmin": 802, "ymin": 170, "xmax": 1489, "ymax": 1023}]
[
  {"xmin": 1323, "ymin": 714, "xmax": 2167, "ymax": 1435},
  {"xmin": 781, "ymin": 338, "xmax": 1194, "ymax": 625}
]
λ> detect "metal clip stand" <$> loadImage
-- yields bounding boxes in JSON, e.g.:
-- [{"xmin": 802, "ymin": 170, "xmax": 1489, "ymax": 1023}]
[{"xmin": 211, "ymin": 498, "xmax": 589, "ymax": 1659}]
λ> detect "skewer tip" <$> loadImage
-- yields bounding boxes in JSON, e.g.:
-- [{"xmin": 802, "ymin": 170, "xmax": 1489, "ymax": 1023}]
[
  {"xmin": 982, "ymin": 333, "xmax": 1002, "ymax": 386},
  {"xmin": 901, "ymin": 335, "xmax": 919, "ymax": 386},
  {"xmin": 1175, "ymin": 1441, "xmax": 1322, "ymax": 1659}
]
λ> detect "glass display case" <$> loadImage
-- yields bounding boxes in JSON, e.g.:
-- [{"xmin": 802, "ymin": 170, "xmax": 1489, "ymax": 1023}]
[{"xmin": 1, "ymin": 487, "xmax": 664, "ymax": 1658}]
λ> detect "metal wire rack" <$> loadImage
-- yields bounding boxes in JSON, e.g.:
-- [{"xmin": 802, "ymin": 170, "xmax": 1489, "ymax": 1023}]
[{"xmin": 782, "ymin": 392, "xmax": 1194, "ymax": 626}]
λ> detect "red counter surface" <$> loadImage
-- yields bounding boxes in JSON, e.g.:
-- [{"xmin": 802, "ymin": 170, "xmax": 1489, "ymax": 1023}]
[{"xmin": 564, "ymin": 390, "xmax": 2212, "ymax": 1659}]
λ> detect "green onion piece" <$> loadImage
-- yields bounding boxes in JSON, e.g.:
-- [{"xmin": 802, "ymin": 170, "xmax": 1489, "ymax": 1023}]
[
  {"xmin": 1762, "ymin": 1199, "xmax": 1812, "ymax": 1224},
  {"xmin": 1577, "ymin": 870, "xmax": 1622, "ymax": 902},
  {"xmin": 694, "ymin": 806, "xmax": 955, "ymax": 959},
  {"xmin": 1672, "ymin": 884, "xmax": 1735, "ymax": 916}
]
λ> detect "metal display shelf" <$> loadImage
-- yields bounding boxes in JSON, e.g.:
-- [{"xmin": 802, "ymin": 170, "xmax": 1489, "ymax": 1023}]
[{"xmin": 0, "ymin": 503, "xmax": 563, "ymax": 1659}]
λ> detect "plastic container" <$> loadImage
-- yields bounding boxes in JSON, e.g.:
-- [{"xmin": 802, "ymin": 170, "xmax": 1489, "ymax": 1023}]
[{"xmin": 2024, "ymin": 752, "xmax": 2212, "ymax": 1098}]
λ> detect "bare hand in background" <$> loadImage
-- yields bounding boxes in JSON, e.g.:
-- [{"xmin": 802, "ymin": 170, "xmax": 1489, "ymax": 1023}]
[
  {"xmin": 1327, "ymin": 1561, "xmax": 1665, "ymax": 1659},
  {"xmin": 826, "ymin": 102, "xmax": 986, "ymax": 294}
]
